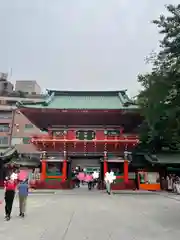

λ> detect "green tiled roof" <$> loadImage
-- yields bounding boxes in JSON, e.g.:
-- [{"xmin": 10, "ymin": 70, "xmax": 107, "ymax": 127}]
[
  {"xmin": 17, "ymin": 90, "xmax": 138, "ymax": 110},
  {"xmin": 143, "ymin": 152, "xmax": 180, "ymax": 165},
  {"xmin": 156, "ymin": 153, "xmax": 180, "ymax": 164}
]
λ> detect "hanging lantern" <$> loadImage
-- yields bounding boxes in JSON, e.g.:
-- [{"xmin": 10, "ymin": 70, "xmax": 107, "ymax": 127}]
[
  {"xmin": 104, "ymin": 150, "xmax": 107, "ymax": 158},
  {"xmin": 63, "ymin": 150, "xmax": 67, "ymax": 158},
  {"xmin": 104, "ymin": 142, "xmax": 107, "ymax": 151},
  {"xmin": 125, "ymin": 144, "xmax": 128, "ymax": 151},
  {"xmin": 42, "ymin": 151, "xmax": 46, "ymax": 159},
  {"xmin": 15, "ymin": 123, "xmax": 19, "ymax": 132},
  {"xmin": 94, "ymin": 141, "xmax": 96, "ymax": 151},
  {"xmin": 84, "ymin": 132, "xmax": 87, "ymax": 140},
  {"xmin": 115, "ymin": 136, "xmax": 118, "ymax": 149},
  {"xmin": 84, "ymin": 142, "xmax": 87, "ymax": 155},
  {"xmin": 74, "ymin": 142, "xmax": 76, "ymax": 150}
]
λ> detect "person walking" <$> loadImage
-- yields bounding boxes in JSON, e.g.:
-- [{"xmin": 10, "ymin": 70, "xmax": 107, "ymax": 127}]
[
  {"xmin": 18, "ymin": 179, "xmax": 29, "ymax": 218},
  {"xmin": 85, "ymin": 172, "xmax": 93, "ymax": 190},
  {"xmin": 104, "ymin": 170, "xmax": 116, "ymax": 195},
  {"xmin": 92, "ymin": 170, "xmax": 99, "ymax": 188},
  {"xmin": 4, "ymin": 177, "xmax": 16, "ymax": 221}
]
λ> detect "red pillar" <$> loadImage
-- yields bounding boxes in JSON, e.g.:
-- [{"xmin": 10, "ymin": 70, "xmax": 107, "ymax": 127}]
[
  {"xmin": 104, "ymin": 151, "xmax": 108, "ymax": 176},
  {"xmin": 124, "ymin": 160, "xmax": 129, "ymax": 183},
  {"xmin": 62, "ymin": 151, "xmax": 67, "ymax": 181},
  {"xmin": 62, "ymin": 161, "xmax": 67, "ymax": 180},
  {"xmin": 41, "ymin": 160, "xmax": 46, "ymax": 181}
]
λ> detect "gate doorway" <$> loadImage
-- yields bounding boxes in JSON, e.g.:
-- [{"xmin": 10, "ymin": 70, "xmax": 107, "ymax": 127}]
[
  {"xmin": 69, "ymin": 157, "xmax": 103, "ymax": 189},
  {"xmin": 70, "ymin": 157, "xmax": 101, "ymax": 172}
]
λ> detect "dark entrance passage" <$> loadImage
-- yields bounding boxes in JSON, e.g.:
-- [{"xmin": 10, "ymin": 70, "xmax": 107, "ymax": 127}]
[
  {"xmin": 70, "ymin": 157, "xmax": 101, "ymax": 172},
  {"xmin": 69, "ymin": 157, "xmax": 103, "ymax": 190}
]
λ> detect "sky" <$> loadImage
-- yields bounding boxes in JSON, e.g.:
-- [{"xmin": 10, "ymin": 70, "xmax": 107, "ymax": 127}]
[{"xmin": 0, "ymin": 0, "xmax": 179, "ymax": 96}]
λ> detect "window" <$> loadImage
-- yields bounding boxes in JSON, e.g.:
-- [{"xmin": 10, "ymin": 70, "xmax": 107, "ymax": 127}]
[
  {"xmin": 0, "ymin": 112, "xmax": 12, "ymax": 119},
  {"xmin": 23, "ymin": 137, "xmax": 30, "ymax": 144},
  {"xmin": 8, "ymin": 100, "xmax": 17, "ymax": 106},
  {"xmin": 24, "ymin": 124, "xmax": 34, "ymax": 130},
  {"xmin": 11, "ymin": 137, "xmax": 23, "ymax": 145},
  {"xmin": 0, "ymin": 124, "xmax": 9, "ymax": 132},
  {"xmin": 106, "ymin": 130, "xmax": 120, "ymax": 136},
  {"xmin": 108, "ymin": 162, "xmax": 124, "ymax": 175},
  {"xmin": 0, "ymin": 99, "xmax": 7, "ymax": 105},
  {"xmin": 0, "ymin": 137, "xmax": 8, "ymax": 145},
  {"xmin": 46, "ymin": 162, "xmax": 63, "ymax": 175}
]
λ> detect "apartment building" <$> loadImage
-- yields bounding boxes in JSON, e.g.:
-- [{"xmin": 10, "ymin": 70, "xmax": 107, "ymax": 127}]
[
  {"xmin": 15, "ymin": 80, "xmax": 41, "ymax": 94},
  {"xmin": 0, "ymin": 93, "xmax": 46, "ymax": 153},
  {"xmin": 0, "ymin": 105, "xmax": 14, "ymax": 149},
  {"xmin": 0, "ymin": 72, "xmax": 13, "ymax": 94},
  {"xmin": 11, "ymin": 110, "xmax": 43, "ymax": 153}
]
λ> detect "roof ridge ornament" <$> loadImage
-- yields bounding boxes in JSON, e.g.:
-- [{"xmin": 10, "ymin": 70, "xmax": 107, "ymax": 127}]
[
  {"xmin": 117, "ymin": 91, "xmax": 137, "ymax": 107},
  {"xmin": 42, "ymin": 92, "xmax": 55, "ymax": 106}
]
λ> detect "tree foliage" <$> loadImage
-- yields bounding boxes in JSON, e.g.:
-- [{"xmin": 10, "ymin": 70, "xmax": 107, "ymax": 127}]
[{"xmin": 138, "ymin": 4, "xmax": 180, "ymax": 152}]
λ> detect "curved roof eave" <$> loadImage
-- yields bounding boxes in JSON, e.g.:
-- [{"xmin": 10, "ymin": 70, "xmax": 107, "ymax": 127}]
[{"xmin": 16, "ymin": 92, "xmax": 54, "ymax": 108}]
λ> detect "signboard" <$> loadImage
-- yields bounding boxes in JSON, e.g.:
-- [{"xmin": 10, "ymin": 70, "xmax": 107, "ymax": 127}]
[
  {"xmin": 52, "ymin": 130, "xmax": 65, "ymax": 137},
  {"xmin": 76, "ymin": 130, "xmax": 95, "ymax": 140},
  {"xmin": 106, "ymin": 130, "xmax": 120, "ymax": 136}
]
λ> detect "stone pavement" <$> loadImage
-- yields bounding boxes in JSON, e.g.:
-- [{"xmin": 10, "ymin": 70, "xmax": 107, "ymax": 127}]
[{"xmin": 0, "ymin": 188, "xmax": 180, "ymax": 239}]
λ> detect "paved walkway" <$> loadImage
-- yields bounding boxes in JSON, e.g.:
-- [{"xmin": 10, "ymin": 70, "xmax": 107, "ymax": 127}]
[{"xmin": 0, "ymin": 188, "xmax": 180, "ymax": 239}]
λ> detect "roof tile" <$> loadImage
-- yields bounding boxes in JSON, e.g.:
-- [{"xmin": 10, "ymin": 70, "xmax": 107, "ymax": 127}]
[{"xmin": 18, "ymin": 90, "xmax": 138, "ymax": 110}]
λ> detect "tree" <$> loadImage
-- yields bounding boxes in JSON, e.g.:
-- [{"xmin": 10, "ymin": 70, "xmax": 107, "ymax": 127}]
[{"xmin": 138, "ymin": 4, "xmax": 180, "ymax": 152}]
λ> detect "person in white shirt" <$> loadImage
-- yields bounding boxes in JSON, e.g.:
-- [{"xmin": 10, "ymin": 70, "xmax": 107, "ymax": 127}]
[
  {"xmin": 92, "ymin": 171, "xmax": 99, "ymax": 180},
  {"xmin": 104, "ymin": 170, "xmax": 116, "ymax": 195},
  {"xmin": 174, "ymin": 176, "xmax": 180, "ymax": 194},
  {"xmin": 10, "ymin": 171, "xmax": 18, "ymax": 181},
  {"xmin": 92, "ymin": 171, "xmax": 100, "ymax": 188},
  {"xmin": 167, "ymin": 175, "xmax": 173, "ymax": 191}
]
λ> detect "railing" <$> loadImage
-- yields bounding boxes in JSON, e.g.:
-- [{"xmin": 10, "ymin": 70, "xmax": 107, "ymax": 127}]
[
  {"xmin": 31, "ymin": 138, "xmax": 139, "ymax": 143},
  {"xmin": 19, "ymin": 152, "xmax": 128, "ymax": 158}
]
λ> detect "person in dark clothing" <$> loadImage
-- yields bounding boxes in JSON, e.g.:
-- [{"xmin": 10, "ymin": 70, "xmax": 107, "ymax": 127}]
[
  {"xmin": 135, "ymin": 172, "xmax": 139, "ymax": 190},
  {"xmin": 4, "ymin": 177, "xmax": 16, "ymax": 221},
  {"xmin": 72, "ymin": 169, "xmax": 80, "ymax": 188}
]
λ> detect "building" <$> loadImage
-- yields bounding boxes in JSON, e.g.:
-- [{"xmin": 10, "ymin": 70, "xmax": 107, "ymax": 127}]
[
  {"xmin": 18, "ymin": 90, "xmax": 144, "ymax": 189},
  {"xmin": 11, "ymin": 110, "xmax": 43, "ymax": 154},
  {"xmin": 15, "ymin": 80, "xmax": 41, "ymax": 94},
  {"xmin": 0, "ymin": 93, "xmax": 45, "ymax": 152},
  {"xmin": 0, "ymin": 104, "xmax": 14, "ymax": 149},
  {"xmin": 0, "ymin": 72, "xmax": 13, "ymax": 94}
]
